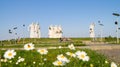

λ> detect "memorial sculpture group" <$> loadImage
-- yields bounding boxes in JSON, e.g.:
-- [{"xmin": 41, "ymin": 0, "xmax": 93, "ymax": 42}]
[
  {"xmin": 28, "ymin": 23, "xmax": 63, "ymax": 38},
  {"xmin": 28, "ymin": 23, "xmax": 95, "ymax": 38}
]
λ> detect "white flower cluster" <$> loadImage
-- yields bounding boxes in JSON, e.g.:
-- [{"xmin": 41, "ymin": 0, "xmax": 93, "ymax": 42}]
[
  {"xmin": 53, "ymin": 54, "xmax": 70, "ymax": 66},
  {"xmin": 16, "ymin": 57, "xmax": 25, "ymax": 64},
  {"xmin": 53, "ymin": 44, "xmax": 90, "ymax": 66},
  {"xmin": 0, "ymin": 58, "xmax": 7, "ymax": 62}
]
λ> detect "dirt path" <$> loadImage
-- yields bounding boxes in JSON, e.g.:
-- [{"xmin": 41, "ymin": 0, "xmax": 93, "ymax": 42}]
[
  {"xmin": 85, "ymin": 42, "xmax": 120, "ymax": 65},
  {"xmin": 96, "ymin": 49, "xmax": 120, "ymax": 64}
]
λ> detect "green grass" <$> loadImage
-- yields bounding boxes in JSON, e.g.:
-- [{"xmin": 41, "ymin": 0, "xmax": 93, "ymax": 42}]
[
  {"xmin": 0, "ymin": 38, "xmax": 89, "ymax": 45},
  {"xmin": 0, "ymin": 48, "xmax": 118, "ymax": 67},
  {"xmin": 1, "ymin": 37, "xmax": 120, "ymax": 45},
  {"xmin": 0, "ymin": 43, "xmax": 86, "ymax": 48},
  {"xmin": 0, "ymin": 38, "xmax": 86, "ymax": 48}
]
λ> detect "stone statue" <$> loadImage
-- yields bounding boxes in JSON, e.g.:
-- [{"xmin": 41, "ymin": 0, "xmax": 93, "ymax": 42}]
[
  {"xmin": 89, "ymin": 23, "xmax": 95, "ymax": 38},
  {"xmin": 28, "ymin": 23, "xmax": 41, "ymax": 38},
  {"xmin": 48, "ymin": 25, "xmax": 62, "ymax": 38}
]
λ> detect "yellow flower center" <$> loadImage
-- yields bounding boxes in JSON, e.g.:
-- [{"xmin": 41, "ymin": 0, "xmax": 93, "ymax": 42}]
[
  {"xmin": 28, "ymin": 44, "xmax": 31, "ymax": 48},
  {"xmin": 40, "ymin": 50, "xmax": 44, "ymax": 53},
  {"xmin": 70, "ymin": 53, "xmax": 73, "ymax": 56},
  {"xmin": 57, "ymin": 61, "xmax": 62, "ymax": 65},
  {"xmin": 90, "ymin": 64, "xmax": 94, "ymax": 67},
  {"xmin": 8, "ymin": 53, "xmax": 12, "ymax": 56},
  {"xmin": 111, "ymin": 65, "xmax": 115, "ymax": 67},
  {"xmin": 81, "ymin": 54, "xmax": 85, "ymax": 59},
  {"xmin": 61, "ymin": 55, "xmax": 65, "ymax": 58}
]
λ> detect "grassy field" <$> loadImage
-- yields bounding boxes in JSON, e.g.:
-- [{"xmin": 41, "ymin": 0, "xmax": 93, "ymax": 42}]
[
  {"xmin": 0, "ymin": 38, "xmax": 119, "ymax": 67},
  {"xmin": 1, "ymin": 37, "xmax": 120, "ymax": 46},
  {"xmin": 0, "ymin": 48, "xmax": 114, "ymax": 67},
  {"xmin": 0, "ymin": 38, "xmax": 87, "ymax": 48}
]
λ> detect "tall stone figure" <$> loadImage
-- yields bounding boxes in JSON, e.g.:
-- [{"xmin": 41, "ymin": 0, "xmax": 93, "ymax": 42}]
[
  {"xmin": 28, "ymin": 23, "xmax": 41, "ymax": 38},
  {"xmin": 89, "ymin": 23, "xmax": 95, "ymax": 38},
  {"xmin": 48, "ymin": 25, "xmax": 62, "ymax": 38}
]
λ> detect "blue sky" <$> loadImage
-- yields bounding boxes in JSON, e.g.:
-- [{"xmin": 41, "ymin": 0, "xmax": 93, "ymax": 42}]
[{"xmin": 0, "ymin": 0, "xmax": 120, "ymax": 40}]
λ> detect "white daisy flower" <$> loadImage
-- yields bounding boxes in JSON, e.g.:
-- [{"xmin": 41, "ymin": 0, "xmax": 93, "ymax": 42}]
[
  {"xmin": 33, "ymin": 61, "xmax": 36, "ymax": 64},
  {"xmin": 53, "ymin": 60, "xmax": 65, "ymax": 66},
  {"xmin": 44, "ymin": 58, "xmax": 47, "ymax": 61},
  {"xmin": 0, "ymin": 59, "xmax": 4, "ymax": 62},
  {"xmin": 57, "ymin": 54, "xmax": 70, "ymax": 63},
  {"xmin": 3, "ymin": 59, "xmax": 7, "ymax": 62},
  {"xmin": 82, "ymin": 56, "xmax": 89, "ymax": 61},
  {"xmin": 75, "ymin": 51, "xmax": 89, "ymax": 61},
  {"xmin": 37, "ymin": 49, "xmax": 48, "ymax": 55},
  {"xmin": 105, "ymin": 60, "xmax": 108, "ymax": 64},
  {"xmin": 66, "ymin": 52, "xmax": 76, "ymax": 57},
  {"xmin": 68, "ymin": 43, "xmax": 75, "ymax": 50},
  {"xmin": 24, "ymin": 43, "xmax": 34, "ymax": 50},
  {"xmin": 18, "ymin": 56, "xmax": 21, "ymax": 59},
  {"xmin": 39, "ymin": 63, "xmax": 44, "ymax": 65},
  {"xmin": 75, "ymin": 51, "xmax": 82, "ymax": 56},
  {"xmin": 58, "ymin": 46, "xmax": 62, "ymax": 49},
  {"xmin": 4, "ymin": 50, "xmax": 16, "ymax": 59},
  {"xmin": 9, "ymin": 60, "xmax": 12, "ymax": 63},
  {"xmin": 111, "ymin": 62, "xmax": 117, "ymax": 67},
  {"xmin": 16, "ymin": 62, "xmax": 18, "ymax": 65}
]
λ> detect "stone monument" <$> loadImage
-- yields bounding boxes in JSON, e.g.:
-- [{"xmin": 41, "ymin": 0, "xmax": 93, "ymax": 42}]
[
  {"xmin": 89, "ymin": 23, "xmax": 95, "ymax": 38},
  {"xmin": 48, "ymin": 25, "xmax": 62, "ymax": 38},
  {"xmin": 28, "ymin": 23, "xmax": 41, "ymax": 38}
]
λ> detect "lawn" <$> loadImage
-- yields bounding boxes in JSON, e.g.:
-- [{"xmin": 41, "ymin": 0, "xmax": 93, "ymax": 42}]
[
  {"xmin": 0, "ymin": 38, "xmax": 119, "ymax": 67},
  {"xmin": 0, "ymin": 38, "xmax": 86, "ymax": 48}
]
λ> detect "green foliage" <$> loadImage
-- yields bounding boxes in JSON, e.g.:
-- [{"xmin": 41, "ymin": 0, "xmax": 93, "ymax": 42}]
[{"xmin": 104, "ymin": 36, "xmax": 118, "ymax": 44}]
